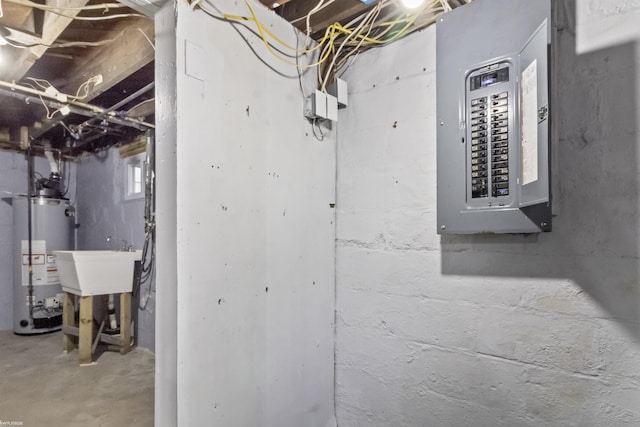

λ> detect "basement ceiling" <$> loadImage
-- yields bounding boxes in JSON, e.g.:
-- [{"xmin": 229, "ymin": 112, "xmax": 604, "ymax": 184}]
[
  {"xmin": 0, "ymin": 0, "xmax": 155, "ymax": 156},
  {"xmin": 0, "ymin": 0, "xmax": 466, "ymax": 157}
]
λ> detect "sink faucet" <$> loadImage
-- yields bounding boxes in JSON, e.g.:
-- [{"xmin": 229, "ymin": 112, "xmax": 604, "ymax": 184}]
[{"xmin": 106, "ymin": 236, "xmax": 133, "ymax": 252}]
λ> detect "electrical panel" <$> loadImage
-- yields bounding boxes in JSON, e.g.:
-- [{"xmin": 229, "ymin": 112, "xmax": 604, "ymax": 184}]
[{"xmin": 436, "ymin": 0, "xmax": 552, "ymax": 234}]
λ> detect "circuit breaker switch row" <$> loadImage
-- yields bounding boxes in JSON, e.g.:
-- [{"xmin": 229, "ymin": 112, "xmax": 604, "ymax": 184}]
[
  {"xmin": 470, "ymin": 96, "xmax": 489, "ymax": 198},
  {"xmin": 490, "ymin": 91, "xmax": 509, "ymax": 197}
]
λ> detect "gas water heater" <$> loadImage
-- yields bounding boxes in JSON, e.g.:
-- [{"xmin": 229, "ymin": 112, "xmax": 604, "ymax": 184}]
[
  {"xmin": 436, "ymin": 0, "xmax": 552, "ymax": 234},
  {"xmin": 10, "ymin": 149, "xmax": 74, "ymax": 335}
]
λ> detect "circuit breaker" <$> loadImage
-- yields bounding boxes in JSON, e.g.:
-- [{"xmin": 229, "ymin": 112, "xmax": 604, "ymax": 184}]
[{"xmin": 436, "ymin": 0, "xmax": 552, "ymax": 234}]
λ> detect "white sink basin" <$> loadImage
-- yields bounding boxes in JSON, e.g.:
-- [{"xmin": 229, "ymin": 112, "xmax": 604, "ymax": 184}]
[{"xmin": 54, "ymin": 250, "xmax": 142, "ymax": 296}]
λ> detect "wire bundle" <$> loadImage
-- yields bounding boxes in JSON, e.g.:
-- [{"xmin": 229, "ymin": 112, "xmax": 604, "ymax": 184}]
[{"xmin": 197, "ymin": 0, "xmax": 466, "ymax": 92}]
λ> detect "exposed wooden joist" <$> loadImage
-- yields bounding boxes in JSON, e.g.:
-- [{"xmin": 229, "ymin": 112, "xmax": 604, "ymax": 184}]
[
  {"xmin": 25, "ymin": 17, "xmax": 154, "ymax": 142},
  {"xmin": 279, "ymin": 0, "xmax": 374, "ymax": 34},
  {"xmin": 1, "ymin": 0, "xmax": 91, "ymax": 82},
  {"xmin": 58, "ymin": 17, "xmax": 154, "ymax": 103},
  {"xmin": 0, "ymin": 2, "xmax": 35, "ymax": 30},
  {"xmin": 119, "ymin": 135, "xmax": 146, "ymax": 158},
  {"xmin": 279, "ymin": 0, "xmax": 465, "ymax": 37}
]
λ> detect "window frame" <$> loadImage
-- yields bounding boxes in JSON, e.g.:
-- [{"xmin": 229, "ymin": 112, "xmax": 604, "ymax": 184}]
[{"xmin": 124, "ymin": 152, "xmax": 146, "ymax": 201}]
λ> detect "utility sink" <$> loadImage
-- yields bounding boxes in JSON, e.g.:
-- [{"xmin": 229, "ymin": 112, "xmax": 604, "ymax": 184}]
[{"xmin": 55, "ymin": 250, "xmax": 142, "ymax": 296}]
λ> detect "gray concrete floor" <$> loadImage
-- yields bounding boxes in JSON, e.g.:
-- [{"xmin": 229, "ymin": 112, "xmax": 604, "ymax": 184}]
[{"xmin": 0, "ymin": 330, "xmax": 154, "ymax": 426}]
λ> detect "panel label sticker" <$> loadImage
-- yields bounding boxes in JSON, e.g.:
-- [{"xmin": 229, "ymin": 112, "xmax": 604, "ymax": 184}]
[
  {"xmin": 520, "ymin": 59, "xmax": 538, "ymax": 186},
  {"xmin": 21, "ymin": 240, "xmax": 47, "ymax": 286}
]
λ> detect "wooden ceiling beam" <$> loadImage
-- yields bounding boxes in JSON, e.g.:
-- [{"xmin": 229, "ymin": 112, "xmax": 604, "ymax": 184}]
[
  {"xmin": 26, "ymin": 17, "xmax": 154, "ymax": 141},
  {"xmin": 59, "ymin": 18, "xmax": 154, "ymax": 103},
  {"xmin": 1, "ymin": 0, "xmax": 91, "ymax": 82},
  {"xmin": 0, "ymin": 2, "xmax": 35, "ymax": 30},
  {"xmin": 279, "ymin": 0, "xmax": 375, "ymax": 34},
  {"xmin": 279, "ymin": 0, "xmax": 466, "ymax": 37}
]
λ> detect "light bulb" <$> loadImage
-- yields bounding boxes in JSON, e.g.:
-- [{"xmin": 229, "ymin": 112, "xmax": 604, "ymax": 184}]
[{"xmin": 401, "ymin": 0, "xmax": 425, "ymax": 10}]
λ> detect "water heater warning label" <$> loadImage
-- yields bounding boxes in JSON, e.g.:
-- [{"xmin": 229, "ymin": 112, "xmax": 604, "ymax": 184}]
[{"xmin": 21, "ymin": 240, "xmax": 60, "ymax": 286}]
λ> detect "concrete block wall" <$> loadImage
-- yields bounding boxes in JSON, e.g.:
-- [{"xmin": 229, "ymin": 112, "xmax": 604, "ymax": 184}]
[
  {"xmin": 335, "ymin": 2, "xmax": 640, "ymax": 425},
  {"xmin": 0, "ymin": 152, "xmax": 29, "ymax": 330},
  {"xmin": 76, "ymin": 147, "xmax": 155, "ymax": 350},
  {"xmin": 0, "ymin": 152, "xmax": 76, "ymax": 331}
]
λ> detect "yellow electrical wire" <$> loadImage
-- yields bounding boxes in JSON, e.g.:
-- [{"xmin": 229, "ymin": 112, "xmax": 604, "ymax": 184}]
[
  {"xmin": 211, "ymin": 0, "xmax": 384, "ymax": 63},
  {"xmin": 332, "ymin": 0, "xmax": 442, "ymax": 46},
  {"xmin": 317, "ymin": 0, "xmax": 445, "ymax": 88},
  {"xmin": 197, "ymin": 0, "xmax": 468, "ymax": 83},
  {"xmin": 235, "ymin": 0, "xmax": 336, "ymax": 68},
  {"xmin": 321, "ymin": 3, "xmax": 384, "ymax": 90},
  {"xmin": 328, "ymin": 5, "xmax": 385, "ymax": 85},
  {"xmin": 224, "ymin": 0, "xmax": 329, "ymax": 55}
]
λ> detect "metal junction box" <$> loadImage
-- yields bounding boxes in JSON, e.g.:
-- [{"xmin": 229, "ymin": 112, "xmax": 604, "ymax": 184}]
[{"xmin": 436, "ymin": 0, "xmax": 552, "ymax": 234}]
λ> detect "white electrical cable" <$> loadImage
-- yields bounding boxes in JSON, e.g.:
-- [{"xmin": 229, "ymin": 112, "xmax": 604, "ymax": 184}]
[
  {"xmin": 126, "ymin": 98, "xmax": 155, "ymax": 114},
  {"xmin": 311, "ymin": 118, "xmax": 325, "ymax": 141},
  {"xmin": 438, "ymin": 0, "xmax": 451, "ymax": 12},
  {"xmin": 320, "ymin": 3, "xmax": 381, "ymax": 91},
  {"xmin": 61, "ymin": 13, "xmax": 147, "ymax": 21},
  {"xmin": 1, "ymin": 0, "xmax": 147, "ymax": 22},
  {"xmin": 305, "ymin": 0, "xmax": 326, "ymax": 42},
  {"xmin": 332, "ymin": 7, "xmax": 381, "ymax": 79},
  {"xmin": 136, "ymin": 27, "xmax": 155, "ymax": 51},
  {"xmin": 6, "ymin": 26, "xmax": 151, "ymax": 49},
  {"xmin": 289, "ymin": 0, "xmax": 334, "ymax": 25},
  {"xmin": 198, "ymin": 0, "xmax": 467, "ymax": 95},
  {"xmin": 4, "ymin": 0, "xmax": 129, "ymax": 12},
  {"xmin": 6, "ymin": 36, "xmax": 119, "ymax": 49}
]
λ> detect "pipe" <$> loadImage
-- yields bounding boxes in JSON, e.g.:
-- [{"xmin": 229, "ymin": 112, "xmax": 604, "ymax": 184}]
[
  {"xmin": 107, "ymin": 294, "xmax": 118, "ymax": 330},
  {"xmin": 0, "ymin": 86, "xmax": 154, "ymax": 131},
  {"xmin": 70, "ymin": 83, "xmax": 156, "ymax": 153},
  {"xmin": 26, "ymin": 148, "xmax": 34, "ymax": 323},
  {"xmin": 106, "ymin": 235, "xmax": 132, "ymax": 252},
  {"xmin": 80, "ymin": 82, "xmax": 155, "ymax": 130},
  {"xmin": 137, "ymin": 129, "xmax": 155, "ymax": 311},
  {"xmin": 0, "ymin": 79, "xmax": 110, "ymax": 115},
  {"xmin": 144, "ymin": 129, "xmax": 155, "ymax": 228},
  {"xmin": 43, "ymin": 141, "xmax": 60, "ymax": 174}
]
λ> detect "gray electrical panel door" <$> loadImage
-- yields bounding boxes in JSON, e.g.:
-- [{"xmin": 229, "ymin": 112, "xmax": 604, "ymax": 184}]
[{"xmin": 436, "ymin": 0, "xmax": 551, "ymax": 234}]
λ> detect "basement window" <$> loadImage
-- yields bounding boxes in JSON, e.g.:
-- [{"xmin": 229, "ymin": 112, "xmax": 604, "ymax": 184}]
[{"xmin": 125, "ymin": 153, "xmax": 145, "ymax": 200}]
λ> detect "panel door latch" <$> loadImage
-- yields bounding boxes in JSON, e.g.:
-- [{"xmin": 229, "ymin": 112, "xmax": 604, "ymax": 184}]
[{"xmin": 538, "ymin": 105, "xmax": 548, "ymax": 123}]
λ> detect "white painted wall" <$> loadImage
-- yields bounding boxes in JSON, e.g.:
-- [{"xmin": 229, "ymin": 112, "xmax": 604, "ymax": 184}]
[
  {"xmin": 76, "ymin": 147, "xmax": 155, "ymax": 350},
  {"xmin": 154, "ymin": 1, "xmax": 178, "ymax": 425},
  {"xmin": 168, "ymin": 1, "xmax": 336, "ymax": 425},
  {"xmin": 335, "ymin": 2, "xmax": 640, "ymax": 425},
  {"xmin": 0, "ymin": 151, "xmax": 76, "ymax": 331}
]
